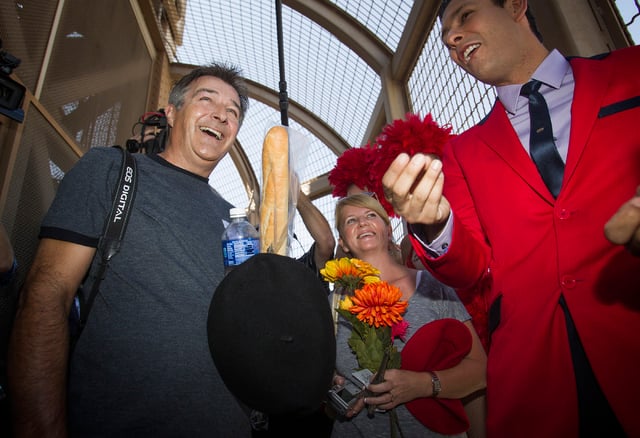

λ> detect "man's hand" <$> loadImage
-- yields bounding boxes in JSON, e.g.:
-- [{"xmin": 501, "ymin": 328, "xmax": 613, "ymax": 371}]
[
  {"xmin": 604, "ymin": 185, "xmax": 640, "ymax": 256},
  {"xmin": 382, "ymin": 153, "xmax": 450, "ymax": 239}
]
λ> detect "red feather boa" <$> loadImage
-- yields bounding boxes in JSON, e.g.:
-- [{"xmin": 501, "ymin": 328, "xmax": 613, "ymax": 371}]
[{"xmin": 328, "ymin": 142, "xmax": 378, "ymax": 198}]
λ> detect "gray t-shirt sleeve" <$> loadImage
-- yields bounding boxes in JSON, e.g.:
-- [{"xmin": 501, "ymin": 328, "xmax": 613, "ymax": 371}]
[{"xmin": 40, "ymin": 147, "xmax": 124, "ymax": 246}]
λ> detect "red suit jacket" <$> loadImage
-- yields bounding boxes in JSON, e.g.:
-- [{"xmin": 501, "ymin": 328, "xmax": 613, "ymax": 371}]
[{"xmin": 412, "ymin": 46, "xmax": 640, "ymax": 437}]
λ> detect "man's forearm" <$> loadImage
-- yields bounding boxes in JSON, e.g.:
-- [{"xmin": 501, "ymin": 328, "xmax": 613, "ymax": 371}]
[
  {"xmin": 408, "ymin": 219, "xmax": 489, "ymax": 290},
  {"xmin": 9, "ymin": 287, "xmax": 71, "ymax": 437}
]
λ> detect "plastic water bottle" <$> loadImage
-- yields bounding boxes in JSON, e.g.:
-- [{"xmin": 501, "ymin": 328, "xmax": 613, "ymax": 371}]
[{"xmin": 221, "ymin": 207, "xmax": 260, "ymax": 274}]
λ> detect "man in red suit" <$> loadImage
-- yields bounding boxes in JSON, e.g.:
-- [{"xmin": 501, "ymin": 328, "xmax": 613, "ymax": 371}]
[{"xmin": 382, "ymin": 0, "xmax": 640, "ymax": 437}]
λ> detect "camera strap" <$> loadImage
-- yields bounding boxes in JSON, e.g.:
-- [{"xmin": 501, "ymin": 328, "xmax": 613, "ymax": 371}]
[{"xmin": 70, "ymin": 146, "xmax": 137, "ymax": 351}]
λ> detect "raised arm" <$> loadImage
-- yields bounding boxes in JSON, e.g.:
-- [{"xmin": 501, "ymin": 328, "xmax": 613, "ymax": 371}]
[
  {"xmin": 296, "ymin": 189, "xmax": 335, "ymax": 267},
  {"xmin": 8, "ymin": 238, "xmax": 96, "ymax": 437}
]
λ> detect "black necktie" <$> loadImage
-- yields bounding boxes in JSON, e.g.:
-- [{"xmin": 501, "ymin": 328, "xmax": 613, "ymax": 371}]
[{"xmin": 520, "ymin": 80, "xmax": 565, "ymax": 198}]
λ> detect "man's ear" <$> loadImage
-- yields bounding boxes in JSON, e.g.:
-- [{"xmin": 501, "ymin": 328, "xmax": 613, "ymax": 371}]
[
  {"xmin": 164, "ymin": 104, "xmax": 176, "ymax": 128},
  {"xmin": 508, "ymin": 0, "xmax": 528, "ymax": 22}
]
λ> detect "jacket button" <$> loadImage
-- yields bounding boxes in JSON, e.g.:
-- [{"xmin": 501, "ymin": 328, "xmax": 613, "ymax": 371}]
[
  {"xmin": 558, "ymin": 209, "xmax": 571, "ymax": 219},
  {"xmin": 561, "ymin": 275, "xmax": 576, "ymax": 289}
]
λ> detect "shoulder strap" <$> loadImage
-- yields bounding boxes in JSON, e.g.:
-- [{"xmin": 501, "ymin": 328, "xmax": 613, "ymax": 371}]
[
  {"xmin": 72, "ymin": 147, "xmax": 137, "ymax": 347},
  {"xmin": 96, "ymin": 147, "xmax": 137, "ymax": 263}
]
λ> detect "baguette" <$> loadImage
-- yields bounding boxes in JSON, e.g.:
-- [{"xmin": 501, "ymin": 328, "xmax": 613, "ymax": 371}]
[{"xmin": 260, "ymin": 125, "xmax": 290, "ymax": 255}]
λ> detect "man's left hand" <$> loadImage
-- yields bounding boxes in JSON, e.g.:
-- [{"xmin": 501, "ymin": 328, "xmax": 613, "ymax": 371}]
[{"xmin": 604, "ymin": 185, "xmax": 640, "ymax": 256}]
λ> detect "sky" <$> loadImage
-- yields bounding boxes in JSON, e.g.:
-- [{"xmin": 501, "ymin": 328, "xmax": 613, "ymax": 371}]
[{"xmin": 618, "ymin": 1, "xmax": 639, "ymax": 43}]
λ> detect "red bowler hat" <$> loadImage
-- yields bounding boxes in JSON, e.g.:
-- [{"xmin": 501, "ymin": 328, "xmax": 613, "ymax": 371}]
[{"xmin": 401, "ymin": 318, "xmax": 472, "ymax": 434}]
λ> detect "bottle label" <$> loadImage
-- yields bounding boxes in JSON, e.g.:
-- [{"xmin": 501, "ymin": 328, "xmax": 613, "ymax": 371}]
[{"xmin": 222, "ymin": 238, "xmax": 260, "ymax": 267}]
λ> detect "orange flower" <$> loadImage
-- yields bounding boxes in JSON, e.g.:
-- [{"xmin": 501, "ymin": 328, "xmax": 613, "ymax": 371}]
[{"xmin": 349, "ymin": 282, "xmax": 408, "ymax": 328}]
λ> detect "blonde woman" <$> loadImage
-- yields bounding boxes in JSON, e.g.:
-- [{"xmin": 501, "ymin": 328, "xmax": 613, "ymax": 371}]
[{"xmin": 331, "ymin": 193, "xmax": 486, "ymax": 438}]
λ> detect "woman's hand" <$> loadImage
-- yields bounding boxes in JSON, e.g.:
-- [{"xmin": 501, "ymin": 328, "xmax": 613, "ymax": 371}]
[
  {"xmin": 331, "ymin": 374, "xmax": 367, "ymax": 419},
  {"xmin": 363, "ymin": 369, "xmax": 430, "ymax": 411}
]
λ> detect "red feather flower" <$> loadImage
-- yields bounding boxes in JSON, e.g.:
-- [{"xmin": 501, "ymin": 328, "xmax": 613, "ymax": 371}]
[
  {"xmin": 369, "ymin": 113, "xmax": 454, "ymax": 217},
  {"xmin": 376, "ymin": 113, "xmax": 452, "ymax": 159},
  {"xmin": 328, "ymin": 143, "xmax": 378, "ymax": 198}
]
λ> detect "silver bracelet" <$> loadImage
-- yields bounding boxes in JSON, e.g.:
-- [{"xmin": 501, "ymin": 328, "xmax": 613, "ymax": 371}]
[{"xmin": 430, "ymin": 371, "xmax": 441, "ymax": 398}]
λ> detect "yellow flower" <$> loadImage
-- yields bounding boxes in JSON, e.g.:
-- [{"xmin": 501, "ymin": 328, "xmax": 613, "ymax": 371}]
[
  {"xmin": 339, "ymin": 295, "xmax": 354, "ymax": 311},
  {"xmin": 350, "ymin": 259, "xmax": 382, "ymax": 284},
  {"xmin": 320, "ymin": 257, "xmax": 381, "ymax": 292},
  {"xmin": 350, "ymin": 282, "xmax": 408, "ymax": 328}
]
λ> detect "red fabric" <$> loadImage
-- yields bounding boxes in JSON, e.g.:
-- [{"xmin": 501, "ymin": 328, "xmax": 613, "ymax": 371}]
[
  {"xmin": 371, "ymin": 113, "xmax": 454, "ymax": 217},
  {"xmin": 400, "ymin": 318, "xmax": 472, "ymax": 435},
  {"xmin": 329, "ymin": 113, "xmax": 453, "ymax": 219},
  {"xmin": 411, "ymin": 47, "xmax": 640, "ymax": 437},
  {"xmin": 328, "ymin": 144, "xmax": 378, "ymax": 198},
  {"xmin": 455, "ymin": 281, "xmax": 490, "ymax": 352}
]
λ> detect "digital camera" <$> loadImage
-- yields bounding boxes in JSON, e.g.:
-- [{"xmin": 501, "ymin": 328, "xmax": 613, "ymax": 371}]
[
  {"xmin": 126, "ymin": 109, "xmax": 167, "ymax": 154},
  {"xmin": 326, "ymin": 369, "xmax": 373, "ymax": 416}
]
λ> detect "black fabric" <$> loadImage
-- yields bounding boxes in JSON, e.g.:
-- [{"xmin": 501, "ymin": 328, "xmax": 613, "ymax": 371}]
[
  {"xmin": 559, "ymin": 295, "xmax": 626, "ymax": 437},
  {"xmin": 0, "ymin": 259, "xmax": 16, "ymax": 287},
  {"xmin": 251, "ymin": 405, "xmax": 334, "ymax": 438},
  {"xmin": 39, "ymin": 226, "xmax": 98, "ymax": 247},
  {"xmin": 0, "ymin": 278, "xmax": 17, "ymax": 438},
  {"xmin": 208, "ymin": 253, "xmax": 336, "ymax": 417},
  {"xmin": 296, "ymin": 243, "xmax": 330, "ymax": 294},
  {"xmin": 520, "ymin": 80, "xmax": 565, "ymax": 198},
  {"xmin": 488, "ymin": 294, "xmax": 502, "ymax": 338}
]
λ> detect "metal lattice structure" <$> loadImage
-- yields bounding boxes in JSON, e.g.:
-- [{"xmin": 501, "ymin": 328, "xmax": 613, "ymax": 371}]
[{"xmin": 0, "ymin": 0, "xmax": 637, "ymax": 270}]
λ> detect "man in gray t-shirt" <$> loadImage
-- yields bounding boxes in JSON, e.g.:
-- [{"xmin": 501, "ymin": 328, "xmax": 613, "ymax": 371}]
[{"xmin": 9, "ymin": 62, "xmax": 252, "ymax": 437}]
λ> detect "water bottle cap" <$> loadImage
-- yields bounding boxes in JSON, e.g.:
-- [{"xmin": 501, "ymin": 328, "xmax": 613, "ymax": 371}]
[{"xmin": 229, "ymin": 207, "xmax": 247, "ymax": 218}]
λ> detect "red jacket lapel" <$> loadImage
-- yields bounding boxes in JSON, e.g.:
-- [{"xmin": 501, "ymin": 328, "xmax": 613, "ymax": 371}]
[
  {"xmin": 474, "ymin": 100, "xmax": 554, "ymax": 202},
  {"xmin": 564, "ymin": 56, "xmax": 611, "ymax": 187}
]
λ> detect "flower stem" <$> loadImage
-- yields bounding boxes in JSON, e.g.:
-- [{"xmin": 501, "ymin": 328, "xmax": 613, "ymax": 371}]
[
  {"xmin": 366, "ymin": 347, "xmax": 391, "ymax": 417},
  {"xmin": 390, "ymin": 407, "xmax": 405, "ymax": 438}
]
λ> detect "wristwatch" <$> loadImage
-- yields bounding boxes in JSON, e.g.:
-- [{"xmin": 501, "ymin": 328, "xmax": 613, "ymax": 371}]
[{"xmin": 430, "ymin": 371, "xmax": 441, "ymax": 398}]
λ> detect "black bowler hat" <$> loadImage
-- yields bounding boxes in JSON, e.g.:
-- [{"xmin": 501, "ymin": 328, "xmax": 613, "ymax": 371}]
[{"xmin": 207, "ymin": 253, "xmax": 336, "ymax": 416}]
